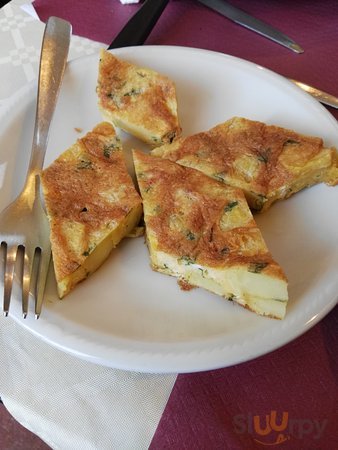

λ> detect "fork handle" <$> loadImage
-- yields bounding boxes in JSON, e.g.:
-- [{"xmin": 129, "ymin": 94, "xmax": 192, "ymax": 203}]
[
  {"xmin": 25, "ymin": 17, "xmax": 71, "ymax": 187},
  {"xmin": 108, "ymin": 0, "xmax": 169, "ymax": 49}
]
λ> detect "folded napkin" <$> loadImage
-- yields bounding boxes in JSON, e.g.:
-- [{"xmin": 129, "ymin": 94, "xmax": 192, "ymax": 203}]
[
  {"xmin": 0, "ymin": 316, "xmax": 176, "ymax": 450},
  {"xmin": 0, "ymin": 2, "xmax": 177, "ymax": 449}
]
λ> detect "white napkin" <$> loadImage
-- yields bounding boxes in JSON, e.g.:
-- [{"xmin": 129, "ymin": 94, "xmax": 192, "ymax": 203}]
[
  {"xmin": 0, "ymin": 316, "xmax": 176, "ymax": 450},
  {"xmin": 0, "ymin": 2, "xmax": 177, "ymax": 449}
]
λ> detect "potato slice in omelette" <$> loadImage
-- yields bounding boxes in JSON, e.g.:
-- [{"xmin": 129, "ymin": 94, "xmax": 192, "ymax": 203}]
[
  {"xmin": 152, "ymin": 116, "xmax": 338, "ymax": 212},
  {"xmin": 97, "ymin": 49, "xmax": 181, "ymax": 146},
  {"xmin": 133, "ymin": 150, "xmax": 288, "ymax": 319},
  {"xmin": 41, "ymin": 122, "xmax": 142, "ymax": 298}
]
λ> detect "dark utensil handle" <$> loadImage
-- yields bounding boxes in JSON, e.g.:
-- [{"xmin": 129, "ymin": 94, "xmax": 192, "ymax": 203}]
[
  {"xmin": 0, "ymin": 0, "xmax": 11, "ymax": 9},
  {"xmin": 108, "ymin": 0, "xmax": 169, "ymax": 49}
]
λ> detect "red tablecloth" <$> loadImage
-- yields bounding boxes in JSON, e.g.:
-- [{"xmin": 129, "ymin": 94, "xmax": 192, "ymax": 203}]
[{"xmin": 33, "ymin": 1, "xmax": 338, "ymax": 448}]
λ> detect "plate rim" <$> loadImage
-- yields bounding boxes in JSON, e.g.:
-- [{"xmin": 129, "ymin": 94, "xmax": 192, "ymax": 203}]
[{"xmin": 1, "ymin": 45, "xmax": 337, "ymax": 373}]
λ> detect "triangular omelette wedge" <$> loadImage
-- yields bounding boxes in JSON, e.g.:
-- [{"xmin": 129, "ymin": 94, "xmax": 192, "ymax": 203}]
[
  {"xmin": 152, "ymin": 117, "xmax": 338, "ymax": 212},
  {"xmin": 133, "ymin": 150, "xmax": 288, "ymax": 319},
  {"xmin": 41, "ymin": 123, "xmax": 142, "ymax": 298},
  {"xmin": 97, "ymin": 49, "xmax": 181, "ymax": 146}
]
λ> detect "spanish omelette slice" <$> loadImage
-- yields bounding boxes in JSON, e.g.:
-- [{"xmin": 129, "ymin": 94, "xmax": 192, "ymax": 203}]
[
  {"xmin": 97, "ymin": 49, "xmax": 181, "ymax": 146},
  {"xmin": 152, "ymin": 117, "xmax": 338, "ymax": 211},
  {"xmin": 133, "ymin": 150, "xmax": 288, "ymax": 319},
  {"xmin": 41, "ymin": 122, "xmax": 142, "ymax": 298}
]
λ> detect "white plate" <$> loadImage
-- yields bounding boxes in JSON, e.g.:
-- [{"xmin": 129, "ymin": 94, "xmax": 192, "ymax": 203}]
[{"xmin": 0, "ymin": 46, "xmax": 337, "ymax": 373}]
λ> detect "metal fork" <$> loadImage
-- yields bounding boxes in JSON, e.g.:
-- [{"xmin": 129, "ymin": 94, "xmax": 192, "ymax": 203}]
[{"xmin": 0, "ymin": 17, "xmax": 71, "ymax": 319}]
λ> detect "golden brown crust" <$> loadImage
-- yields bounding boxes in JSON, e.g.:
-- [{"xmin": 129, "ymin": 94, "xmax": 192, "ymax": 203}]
[
  {"xmin": 41, "ymin": 122, "xmax": 142, "ymax": 282},
  {"xmin": 97, "ymin": 49, "xmax": 181, "ymax": 145},
  {"xmin": 152, "ymin": 117, "xmax": 338, "ymax": 210},
  {"xmin": 177, "ymin": 279, "xmax": 195, "ymax": 291},
  {"xmin": 133, "ymin": 150, "xmax": 286, "ymax": 282}
]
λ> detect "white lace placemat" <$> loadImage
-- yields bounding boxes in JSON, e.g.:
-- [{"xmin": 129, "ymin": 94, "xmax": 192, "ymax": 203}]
[{"xmin": 0, "ymin": 0, "xmax": 103, "ymax": 105}]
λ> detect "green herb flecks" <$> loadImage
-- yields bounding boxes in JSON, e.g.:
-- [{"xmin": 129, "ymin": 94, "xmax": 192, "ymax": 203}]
[
  {"xmin": 77, "ymin": 159, "xmax": 93, "ymax": 170},
  {"xmin": 123, "ymin": 88, "xmax": 141, "ymax": 97},
  {"xmin": 213, "ymin": 172, "xmax": 226, "ymax": 183},
  {"xmin": 106, "ymin": 92, "xmax": 122, "ymax": 108},
  {"xmin": 224, "ymin": 201, "xmax": 238, "ymax": 213},
  {"xmin": 198, "ymin": 268, "xmax": 208, "ymax": 278},
  {"xmin": 137, "ymin": 171, "xmax": 146, "ymax": 180},
  {"xmin": 248, "ymin": 262, "xmax": 268, "ymax": 273},
  {"xmin": 151, "ymin": 136, "xmax": 162, "ymax": 145},
  {"xmin": 82, "ymin": 244, "xmax": 96, "ymax": 257},
  {"xmin": 283, "ymin": 138, "xmax": 300, "ymax": 147},
  {"xmin": 257, "ymin": 148, "xmax": 271, "ymax": 164},
  {"xmin": 163, "ymin": 131, "xmax": 177, "ymax": 144},
  {"xmin": 186, "ymin": 230, "xmax": 196, "ymax": 241},
  {"xmin": 253, "ymin": 194, "xmax": 267, "ymax": 211},
  {"xmin": 178, "ymin": 255, "xmax": 196, "ymax": 266},
  {"xmin": 103, "ymin": 141, "xmax": 120, "ymax": 158}
]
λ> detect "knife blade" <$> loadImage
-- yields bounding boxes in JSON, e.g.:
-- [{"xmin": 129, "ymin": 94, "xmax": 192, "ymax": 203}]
[
  {"xmin": 197, "ymin": 0, "xmax": 304, "ymax": 54},
  {"xmin": 290, "ymin": 79, "xmax": 338, "ymax": 109},
  {"xmin": 108, "ymin": 0, "xmax": 169, "ymax": 49}
]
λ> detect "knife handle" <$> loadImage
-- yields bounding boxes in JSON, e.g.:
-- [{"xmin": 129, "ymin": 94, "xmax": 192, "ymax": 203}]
[{"xmin": 108, "ymin": 0, "xmax": 169, "ymax": 50}]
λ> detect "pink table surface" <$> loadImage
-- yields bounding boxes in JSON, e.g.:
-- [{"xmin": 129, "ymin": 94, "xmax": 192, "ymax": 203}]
[{"xmin": 33, "ymin": 1, "xmax": 338, "ymax": 448}]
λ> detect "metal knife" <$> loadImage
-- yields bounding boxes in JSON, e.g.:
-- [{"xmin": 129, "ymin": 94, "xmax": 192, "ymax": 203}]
[
  {"xmin": 197, "ymin": 0, "xmax": 304, "ymax": 54},
  {"xmin": 107, "ymin": 0, "xmax": 338, "ymax": 109},
  {"xmin": 290, "ymin": 79, "xmax": 338, "ymax": 109}
]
